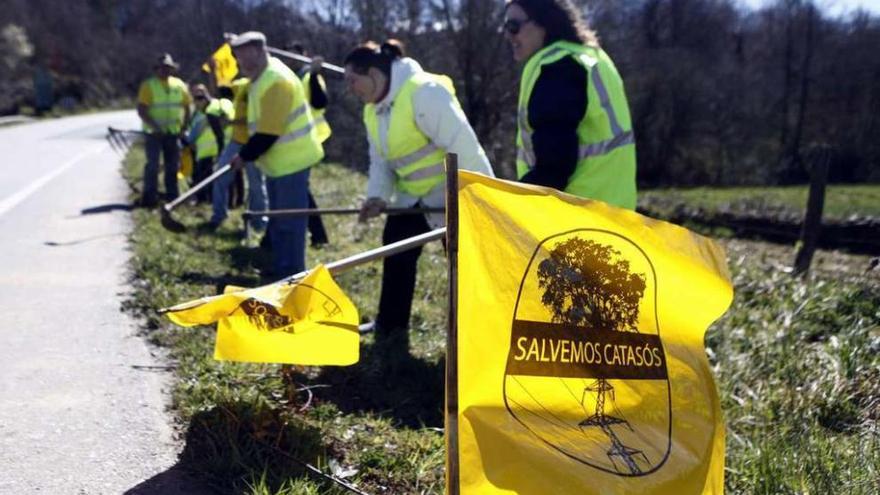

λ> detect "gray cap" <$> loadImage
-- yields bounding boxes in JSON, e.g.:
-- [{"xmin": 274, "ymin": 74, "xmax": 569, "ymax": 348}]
[
  {"xmin": 156, "ymin": 53, "xmax": 179, "ymax": 69},
  {"xmin": 229, "ymin": 31, "xmax": 267, "ymax": 48}
]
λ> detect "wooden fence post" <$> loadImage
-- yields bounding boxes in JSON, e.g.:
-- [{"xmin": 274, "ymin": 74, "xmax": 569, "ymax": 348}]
[{"xmin": 793, "ymin": 145, "xmax": 833, "ymax": 275}]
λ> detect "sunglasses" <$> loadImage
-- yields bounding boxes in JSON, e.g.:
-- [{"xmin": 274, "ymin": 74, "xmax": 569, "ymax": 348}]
[
  {"xmin": 502, "ymin": 18, "xmax": 532, "ymax": 35},
  {"xmin": 194, "ymin": 95, "xmax": 207, "ymax": 101}
]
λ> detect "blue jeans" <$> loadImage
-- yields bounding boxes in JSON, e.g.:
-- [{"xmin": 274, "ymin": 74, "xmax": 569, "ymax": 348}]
[
  {"xmin": 266, "ymin": 168, "xmax": 310, "ymax": 278},
  {"xmin": 211, "ymin": 142, "xmax": 267, "ymax": 230},
  {"xmin": 143, "ymin": 133, "xmax": 180, "ymax": 204}
]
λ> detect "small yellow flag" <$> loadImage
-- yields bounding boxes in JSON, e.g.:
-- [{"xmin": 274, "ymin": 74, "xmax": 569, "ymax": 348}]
[
  {"xmin": 164, "ymin": 265, "xmax": 359, "ymax": 365},
  {"xmin": 453, "ymin": 172, "xmax": 733, "ymax": 494},
  {"xmin": 176, "ymin": 145, "xmax": 194, "ymax": 180},
  {"xmin": 201, "ymin": 43, "xmax": 238, "ymax": 87}
]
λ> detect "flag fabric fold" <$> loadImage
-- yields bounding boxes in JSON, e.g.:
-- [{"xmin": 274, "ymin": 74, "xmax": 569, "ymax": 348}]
[
  {"xmin": 453, "ymin": 171, "xmax": 733, "ymax": 494},
  {"xmin": 202, "ymin": 43, "xmax": 238, "ymax": 87},
  {"xmin": 164, "ymin": 265, "xmax": 359, "ymax": 365}
]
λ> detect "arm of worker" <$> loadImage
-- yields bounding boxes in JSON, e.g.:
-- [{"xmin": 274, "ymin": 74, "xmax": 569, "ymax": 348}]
[
  {"xmin": 519, "ymin": 57, "xmax": 586, "ymax": 190},
  {"xmin": 413, "ymin": 82, "xmax": 495, "ymax": 178},
  {"xmin": 207, "ymin": 113, "xmax": 226, "ymax": 153},
  {"xmin": 136, "ymin": 82, "xmax": 162, "ymax": 133},
  {"xmin": 233, "ymin": 81, "xmax": 291, "ymax": 168},
  {"xmin": 136, "ymin": 104, "xmax": 162, "ymax": 133},
  {"xmin": 184, "ymin": 118, "xmax": 200, "ymax": 146},
  {"xmin": 308, "ymin": 59, "xmax": 328, "ymax": 110},
  {"xmin": 360, "ymin": 139, "xmax": 394, "ymax": 222}
]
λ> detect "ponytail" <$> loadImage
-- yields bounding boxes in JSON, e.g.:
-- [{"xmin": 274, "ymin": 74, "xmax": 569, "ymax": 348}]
[{"xmin": 344, "ymin": 38, "xmax": 406, "ymax": 76}]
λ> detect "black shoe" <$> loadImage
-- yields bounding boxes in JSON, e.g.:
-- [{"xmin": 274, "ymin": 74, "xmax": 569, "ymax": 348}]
[
  {"xmin": 138, "ymin": 197, "xmax": 158, "ymax": 209},
  {"xmin": 198, "ymin": 220, "xmax": 222, "ymax": 233}
]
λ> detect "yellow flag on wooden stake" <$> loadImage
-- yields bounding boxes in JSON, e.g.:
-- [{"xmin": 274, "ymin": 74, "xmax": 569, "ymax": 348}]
[
  {"xmin": 202, "ymin": 43, "xmax": 238, "ymax": 87},
  {"xmin": 452, "ymin": 171, "xmax": 733, "ymax": 494},
  {"xmin": 163, "ymin": 265, "xmax": 359, "ymax": 365}
]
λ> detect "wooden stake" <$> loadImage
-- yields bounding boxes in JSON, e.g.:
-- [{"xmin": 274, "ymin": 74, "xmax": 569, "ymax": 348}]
[
  {"xmin": 793, "ymin": 145, "xmax": 832, "ymax": 275},
  {"xmin": 444, "ymin": 153, "xmax": 460, "ymax": 495}
]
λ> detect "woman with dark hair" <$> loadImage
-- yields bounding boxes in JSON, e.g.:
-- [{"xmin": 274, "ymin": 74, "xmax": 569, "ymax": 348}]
[
  {"xmin": 504, "ymin": 0, "xmax": 636, "ymax": 209},
  {"xmin": 344, "ymin": 39, "xmax": 494, "ymax": 355}
]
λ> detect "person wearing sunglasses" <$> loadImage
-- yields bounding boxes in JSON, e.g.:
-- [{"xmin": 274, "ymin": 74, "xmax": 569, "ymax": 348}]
[
  {"xmin": 504, "ymin": 0, "xmax": 636, "ymax": 209},
  {"xmin": 186, "ymin": 84, "xmax": 233, "ymax": 204},
  {"xmin": 343, "ymin": 39, "xmax": 494, "ymax": 359}
]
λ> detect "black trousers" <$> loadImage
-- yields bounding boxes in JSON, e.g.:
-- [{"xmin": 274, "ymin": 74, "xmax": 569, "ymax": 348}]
[
  {"xmin": 307, "ymin": 192, "xmax": 329, "ymax": 245},
  {"xmin": 375, "ymin": 212, "xmax": 432, "ymax": 338},
  {"xmin": 229, "ymin": 168, "xmax": 245, "ymax": 208},
  {"xmin": 143, "ymin": 133, "xmax": 180, "ymax": 204},
  {"xmin": 193, "ymin": 157, "xmax": 214, "ymax": 203}
]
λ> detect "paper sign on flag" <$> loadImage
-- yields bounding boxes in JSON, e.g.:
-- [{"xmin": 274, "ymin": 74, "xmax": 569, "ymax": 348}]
[
  {"xmin": 452, "ymin": 171, "xmax": 733, "ymax": 494},
  {"xmin": 163, "ymin": 265, "xmax": 359, "ymax": 366}
]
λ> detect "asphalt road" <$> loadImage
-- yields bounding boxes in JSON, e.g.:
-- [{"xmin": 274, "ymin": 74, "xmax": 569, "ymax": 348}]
[{"xmin": 0, "ymin": 112, "xmax": 212, "ymax": 494}]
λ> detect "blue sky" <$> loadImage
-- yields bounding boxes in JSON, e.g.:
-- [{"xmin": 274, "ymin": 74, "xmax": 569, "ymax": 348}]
[{"xmin": 741, "ymin": 0, "xmax": 880, "ymax": 15}]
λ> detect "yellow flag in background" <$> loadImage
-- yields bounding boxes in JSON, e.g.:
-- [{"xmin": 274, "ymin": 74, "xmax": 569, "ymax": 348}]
[
  {"xmin": 202, "ymin": 43, "xmax": 238, "ymax": 87},
  {"xmin": 164, "ymin": 265, "xmax": 359, "ymax": 365},
  {"xmin": 453, "ymin": 172, "xmax": 733, "ymax": 494}
]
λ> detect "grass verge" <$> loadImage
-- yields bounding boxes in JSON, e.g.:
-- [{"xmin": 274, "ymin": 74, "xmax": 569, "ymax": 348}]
[
  {"xmin": 639, "ymin": 184, "xmax": 880, "ymax": 221},
  {"xmin": 123, "ymin": 143, "xmax": 879, "ymax": 494}
]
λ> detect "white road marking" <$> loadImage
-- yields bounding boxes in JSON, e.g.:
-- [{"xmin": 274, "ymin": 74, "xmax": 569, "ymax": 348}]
[{"xmin": 0, "ymin": 143, "xmax": 107, "ymax": 218}]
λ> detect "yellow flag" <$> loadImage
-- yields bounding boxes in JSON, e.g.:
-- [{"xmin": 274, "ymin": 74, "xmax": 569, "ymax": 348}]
[
  {"xmin": 453, "ymin": 171, "xmax": 733, "ymax": 494},
  {"xmin": 201, "ymin": 43, "xmax": 238, "ymax": 87},
  {"xmin": 176, "ymin": 144, "xmax": 194, "ymax": 180},
  {"xmin": 164, "ymin": 265, "xmax": 359, "ymax": 365}
]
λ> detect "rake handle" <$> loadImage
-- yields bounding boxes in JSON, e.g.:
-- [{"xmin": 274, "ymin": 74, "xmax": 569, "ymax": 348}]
[
  {"xmin": 242, "ymin": 207, "xmax": 444, "ymax": 218},
  {"xmin": 266, "ymin": 47, "xmax": 345, "ymax": 75},
  {"xmin": 164, "ymin": 163, "xmax": 232, "ymax": 212}
]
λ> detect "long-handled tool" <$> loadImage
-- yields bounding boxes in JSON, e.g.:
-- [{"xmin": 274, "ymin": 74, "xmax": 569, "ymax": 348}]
[
  {"xmin": 106, "ymin": 127, "xmax": 142, "ymax": 155},
  {"xmin": 282, "ymin": 227, "xmax": 446, "ymax": 285},
  {"xmin": 160, "ymin": 163, "xmax": 231, "ymax": 233},
  {"xmin": 241, "ymin": 206, "xmax": 444, "ymax": 219},
  {"xmin": 266, "ymin": 47, "xmax": 345, "ymax": 75},
  {"xmin": 240, "ymin": 206, "xmax": 444, "ymax": 239}
]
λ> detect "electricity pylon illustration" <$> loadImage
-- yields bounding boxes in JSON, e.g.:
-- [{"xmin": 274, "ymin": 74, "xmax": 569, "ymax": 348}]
[{"xmin": 579, "ymin": 378, "xmax": 648, "ymax": 474}]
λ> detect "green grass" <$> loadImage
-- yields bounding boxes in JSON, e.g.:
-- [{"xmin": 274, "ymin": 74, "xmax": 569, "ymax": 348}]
[
  {"xmin": 639, "ymin": 184, "xmax": 880, "ymax": 221},
  {"xmin": 122, "ymin": 145, "xmax": 880, "ymax": 494}
]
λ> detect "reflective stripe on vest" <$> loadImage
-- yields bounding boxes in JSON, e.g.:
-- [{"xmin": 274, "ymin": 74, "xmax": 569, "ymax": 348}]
[
  {"xmin": 516, "ymin": 41, "xmax": 636, "ymax": 209},
  {"xmin": 363, "ymin": 71, "xmax": 456, "ymax": 197},
  {"xmin": 246, "ymin": 57, "xmax": 324, "ymax": 178},
  {"xmin": 143, "ymin": 77, "xmax": 186, "ymax": 134},
  {"xmin": 303, "ymin": 73, "xmax": 332, "ymax": 143}
]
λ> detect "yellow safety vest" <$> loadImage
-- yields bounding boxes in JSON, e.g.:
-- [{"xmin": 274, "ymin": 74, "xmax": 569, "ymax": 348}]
[
  {"xmin": 516, "ymin": 41, "xmax": 637, "ymax": 209},
  {"xmin": 193, "ymin": 98, "xmax": 234, "ymax": 160},
  {"xmin": 247, "ymin": 57, "xmax": 324, "ymax": 178},
  {"xmin": 142, "ymin": 76, "xmax": 188, "ymax": 134},
  {"xmin": 302, "ymin": 72, "xmax": 332, "ymax": 143},
  {"xmin": 230, "ymin": 78, "xmax": 250, "ymax": 144},
  {"xmin": 363, "ymin": 71, "xmax": 456, "ymax": 197}
]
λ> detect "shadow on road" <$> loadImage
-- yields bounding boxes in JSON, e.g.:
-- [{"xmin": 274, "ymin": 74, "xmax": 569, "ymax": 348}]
[
  {"xmin": 123, "ymin": 464, "xmax": 219, "ymax": 495},
  {"xmin": 80, "ymin": 203, "xmax": 136, "ymax": 215},
  {"xmin": 44, "ymin": 232, "xmax": 125, "ymax": 246}
]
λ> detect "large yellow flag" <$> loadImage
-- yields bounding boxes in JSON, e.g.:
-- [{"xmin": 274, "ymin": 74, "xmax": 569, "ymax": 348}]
[
  {"xmin": 202, "ymin": 43, "xmax": 238, "ymax": 87},
  {"xmin": 163, "ymin": 265, "xmax": 359, "ymax": 365},
  {"xmin": 453, "ymin": 172, "xmax": 733, "ymax": 494}
]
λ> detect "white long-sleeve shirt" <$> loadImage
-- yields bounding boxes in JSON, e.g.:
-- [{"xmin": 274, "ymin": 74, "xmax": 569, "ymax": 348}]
[{"xmin": 365, "ymin": 58, "xmax": 495, "ymax": 227}]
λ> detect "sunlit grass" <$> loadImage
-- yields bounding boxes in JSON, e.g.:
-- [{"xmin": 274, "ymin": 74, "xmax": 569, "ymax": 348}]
[{"xmin": 123, "ymin": 144, "xmax": 879, "ymax": 494}]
